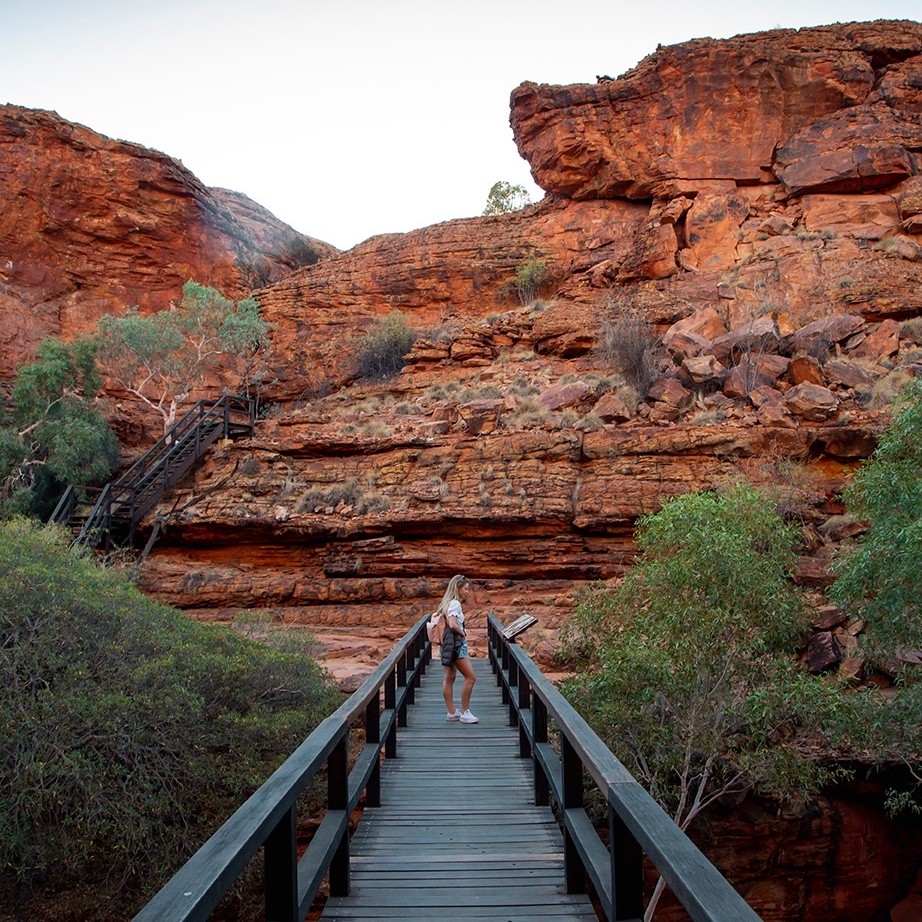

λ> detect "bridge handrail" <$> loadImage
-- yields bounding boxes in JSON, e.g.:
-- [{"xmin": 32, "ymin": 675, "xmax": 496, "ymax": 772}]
[
  {"xmin": 133, "ymin": 614, "xmax": 431, "ymax": 922},
  {"xmin": 487, "ymin": 613, "xmax": 762, "ymax": 922}
]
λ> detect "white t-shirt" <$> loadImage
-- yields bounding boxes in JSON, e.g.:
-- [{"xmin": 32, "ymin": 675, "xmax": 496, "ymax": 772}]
[{"xmin": 447, "ymin": 599, "xmax": 465, "ymax": 633}]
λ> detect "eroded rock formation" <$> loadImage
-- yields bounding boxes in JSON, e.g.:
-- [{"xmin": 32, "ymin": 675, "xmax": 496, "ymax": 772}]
[
  {"xmin": 3, "ymin": 22, "xmax": 922, "ymax": 920},
  {"xmin": 135, "ymin": 22, "xmax": 922, "ymax": 645},
  {"xmin": 0, "ymin": 104, "xmax": 337, "ymax": 379}
]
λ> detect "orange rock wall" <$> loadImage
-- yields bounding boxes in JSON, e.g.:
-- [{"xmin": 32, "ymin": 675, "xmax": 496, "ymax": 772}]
[{"xmin": 0, "ymin": 104, "xmax": 337, "ymax": 379}]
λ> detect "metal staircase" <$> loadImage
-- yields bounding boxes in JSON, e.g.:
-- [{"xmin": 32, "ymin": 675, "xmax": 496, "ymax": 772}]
[{"xmin": 49, "ymin": 395, "xmax": 255, "ymax": 551}]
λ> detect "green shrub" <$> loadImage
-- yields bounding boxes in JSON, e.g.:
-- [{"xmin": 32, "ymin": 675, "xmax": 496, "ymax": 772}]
[
  {"xmin": 356, "ymin": 312, "xmax": 417, "ymax": 381},
  {"xmin": 832, "ymin": 377, "xmax": 922, "ymax": 661},
  {"xmin": 900, "ymin": 316, "xmax": 922, "ymax": 346},
  {"xmin": 513, "ymin": 259, "xmax": 549, "ymax": 305},
  {"xmin": 0, "ymin": 519, "xmax": 341, "ymax": 915},
  {"xmin": 296, "ymin": 479, "xmax": 389, "ymax": 514},
  {"xmin": 560, "ymin": 484, "xmax": 825, "ymax": 829}
]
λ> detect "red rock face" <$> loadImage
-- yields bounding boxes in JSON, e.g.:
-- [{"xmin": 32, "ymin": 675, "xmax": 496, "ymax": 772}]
[
  {"xmin": 511, "ymin": 21, "xmax": 922, "ymax": 201},
  {"xmin": 255, "ymin": 196, "xmax": 648, "ymax": 395},
  {"xmin": 0, "ymin": 105, "xmax": 337, "ymax": 379},
  {"xmin": 3, "ymin": 22, "xmax": 922, "ymax": 922},
  {"xmin": 657, "ymin": 791, "xmax": 922, "ymax": 922}
]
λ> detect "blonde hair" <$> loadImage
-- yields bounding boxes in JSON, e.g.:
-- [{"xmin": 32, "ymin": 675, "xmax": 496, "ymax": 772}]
[{"xmin": 437, "ymin": 574, "xmax": 469, "ymax": 614}]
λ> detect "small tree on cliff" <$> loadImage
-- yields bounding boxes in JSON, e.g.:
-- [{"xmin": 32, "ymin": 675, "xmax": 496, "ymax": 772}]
[
  {"xmin": 560, "ymin": 483, "xmax": 848, "ymax": 919},
  {"xmin": 95, "ymin": 281, "xmax": 273, "ymax": 434},
  {"xmin": 483, "ymin": 180, "xmax": 532, "ymax": 215},
  {"xmin": 0, "ymin": 337, "xmax": 119, "ymax": 518},
  {"xmin": 832, "ymin": 377, "xmax": 922, "ymax": 661}
]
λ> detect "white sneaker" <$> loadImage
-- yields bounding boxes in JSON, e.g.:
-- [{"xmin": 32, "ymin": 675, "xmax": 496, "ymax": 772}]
[
  {"xmin": 446, "ymin": 710, "xmax": 461, "ymax": 721},
  {"xmin": 459, "ymin": 710, "xmax": 479, "ymax": 724}
]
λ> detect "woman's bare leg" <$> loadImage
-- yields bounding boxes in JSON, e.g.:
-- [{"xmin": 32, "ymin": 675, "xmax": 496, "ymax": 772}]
[
  {"xmin": 455, "ymin": 657, "xmax": 476, "ymax": 712},
  {"xmin": 442, "ymin": 665, "xmax": 457, "ymax": 713}
]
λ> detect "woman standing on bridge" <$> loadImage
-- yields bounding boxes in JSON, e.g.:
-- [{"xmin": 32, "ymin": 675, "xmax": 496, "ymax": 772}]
[{"xmin": 439, "ymin": 574, "xmax": 478, "ymax": 724}]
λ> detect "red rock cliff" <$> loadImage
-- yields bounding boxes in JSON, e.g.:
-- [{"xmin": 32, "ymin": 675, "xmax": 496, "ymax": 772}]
[
  {"xmin": 3, "ymin": 23, "xmax": 922, "ymax": 921},
  {"xmin": 133, "ymin": 20, "xmax": 922, "ymax": 641},
  {"xmin": 0, "ymin": 104, "xmax": 337, "ymax": 379}
]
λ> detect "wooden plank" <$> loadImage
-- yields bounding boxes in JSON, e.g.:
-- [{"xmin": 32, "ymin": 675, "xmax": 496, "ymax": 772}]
[{"xmin": 318, "ymin": 657, "xmax": 598, "ymax": 922}]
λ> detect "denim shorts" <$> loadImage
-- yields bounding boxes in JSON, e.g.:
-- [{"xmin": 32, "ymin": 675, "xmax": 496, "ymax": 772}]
[{"xmin": 456, "ymin": 640, "xmax": 469, "ymax": 660}]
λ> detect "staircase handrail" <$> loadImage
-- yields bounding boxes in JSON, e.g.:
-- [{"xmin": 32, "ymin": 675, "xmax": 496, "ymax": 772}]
[
  {"xmin": 132, "ymin": 615, "xmax": 431, "ymax": 922},
  {"xmin": 48, "ymin": 484, "xmax": 77, "ymax": 526},
  {"xmin": 487, "ymin": 613, "xmax": 762, "ymax": 922},
  {"xmin": 116, "ymin": 395, "xmax": 253, "ymax": 494},
  {"xmin": 73, "ymin": 395, "xmax": 254, "ymax": 548}
]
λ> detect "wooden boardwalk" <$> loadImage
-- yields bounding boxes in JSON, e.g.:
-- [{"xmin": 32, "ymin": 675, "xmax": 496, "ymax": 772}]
[{"xmin": 320, "ymin": 656, "xmax": 599, "ymax": 921}]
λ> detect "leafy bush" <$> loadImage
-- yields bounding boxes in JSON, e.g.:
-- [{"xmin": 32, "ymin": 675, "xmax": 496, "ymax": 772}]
[
  {"xmin": 561, "ymin": 485, "xmax": 826, "ymax": 813},
  {"xmin": 512, "ymin": 259, "xmax": 549, "ymax": 305},
  {"xmin": 295, "ymin": 479, "xmax": 389, "ymax": 514},
  {"xmin": 356, "ymin": 312, "xmax": 417, "ymax": 381},
  {"xmin": 559, "ymin": 483, "xmax": 855, "ymax": 914},
  {"xmin": 832, "ymin": 378, "xmax": 922, "ymax": 662},
  {"xmin": 0, "ymin": 519, "xmax": 341, "ymax": 916},
  {"xmin": 0, "ymin": 338, "xmax": 119, "ymax": 519}
]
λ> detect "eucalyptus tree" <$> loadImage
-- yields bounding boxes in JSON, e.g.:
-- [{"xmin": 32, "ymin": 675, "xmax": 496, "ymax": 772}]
[
  {"xmin": 483, "ymin": 180, "xmax": 532, "ymax": 215},
  {"xmin": 0, "ymin": 337, "xmax": 118, "ymax": 518},
  {"xmin": 95, "ymin": 280, "xmax": 273, "ymax": 434},
  {"xmin": 561, "ymin": 483, "xmax": 847, "ymax": 918}
]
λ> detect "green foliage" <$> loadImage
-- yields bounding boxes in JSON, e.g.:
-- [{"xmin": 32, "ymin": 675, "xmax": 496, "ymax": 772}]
[
  {"xmin": 95, "ymin": 281, "xmax": 273, "ymax": 432},
  {"xmin": 0, "ymin": 338, "xmax": 118, "ymax": 518},
  {"xmin": 0, "ymin": 518, "xmax": 341, "ymax": 913},
  {"xmin": 482, "ymin": 180, "xmax": 532, "ymax": 216},
  {"xmin": 560, "ymin": 484, "xmax": 833, "ymax": 837},
  {"xmin": 512, "ymin": 258, "xmax": 549, "ymax": 305},
  {"xmin": 831, "ymin": 378, "xmax": 922, "ymax": 664},
  {"xmin": 356, "ymin": 311, "xmax": 417, "ymax": 381}
]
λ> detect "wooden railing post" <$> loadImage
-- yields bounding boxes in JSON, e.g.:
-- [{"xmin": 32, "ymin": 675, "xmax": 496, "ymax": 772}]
[
  {"xmin": 507, "ymin": 656, "xmax": 519, "ymax": 727},
  {"xmin": 561, "ymin": 735, "xmax": 586, "ymax": 894},
  {"xmin": 533, "ymin": 695, "xmax": 549, "ymax": 807},
  {"xmin": 518, "ymin": 674, "xmax": 532, "ymax": 760},
  {"xmin": 396, "ymin": 654, "xmax": 408, "ymax": 728},
  {"xmin": 328, "ymin": 735, "xmax": 350, "ymax": 897},
  {"xmin": 365, "ymin": 690, "xmax": 381, "ymax": 808},
  {"xmin": 384, "ymin": 669, "xmax": 397, "ymax": 759},
  {"xmin": 404, "ymin": 648, "xmax": 416, "ymax": 707},
  {"xmin": 264, "ymin": 804, "xmax": 298, "ymax": 922},
  {"xmin": 610, "ymin": 802, "xmax": 644, "ymax": 921}
]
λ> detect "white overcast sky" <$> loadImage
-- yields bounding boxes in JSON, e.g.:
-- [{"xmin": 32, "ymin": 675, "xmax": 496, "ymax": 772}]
[{"xmin": 2, "ymin": 1, "xmax": 921, "ymax": 250}]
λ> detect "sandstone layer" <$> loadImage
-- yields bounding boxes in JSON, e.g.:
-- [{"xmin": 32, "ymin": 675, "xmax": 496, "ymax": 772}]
[
  {"xmin": 0, "ymin": 104, "xmax": 337, "ymax": 379},
  {"xmin": 511, "ymin": 20, "xmax": 922, "ymax": 200},
  {"xmin": 135, "ymin": 21, "xmax": 922, "ymax": 645}
]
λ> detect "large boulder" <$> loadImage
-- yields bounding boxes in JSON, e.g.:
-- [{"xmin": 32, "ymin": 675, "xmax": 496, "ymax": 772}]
[{"xmin": 510, "ymin": 21, "xmax": 922, "ymax": 200}]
